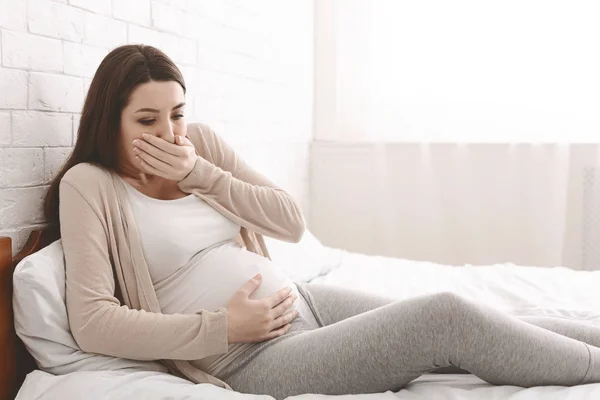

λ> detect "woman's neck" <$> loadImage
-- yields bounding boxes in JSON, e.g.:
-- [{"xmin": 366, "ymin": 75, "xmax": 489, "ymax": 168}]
[{"xmin": 116, "ymin": 160, "xmax": 158, "ymax": 186}]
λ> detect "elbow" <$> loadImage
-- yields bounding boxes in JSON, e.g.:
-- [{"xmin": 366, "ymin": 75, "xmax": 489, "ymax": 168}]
[
  {"xmin": 68, "ymin": 309, "xmax": 107, "ymax": 355},
  {"xmin": 289, "ymin": 216, "xmax": 306, "ymax": 243},
  {"xmin": 272, "ymin": 193, "xmax": 306, "ymax": 242},
  {"xmin": 284, "ymin": 194, "xmax": 306, "ymax": 243},
  {"xmin": 70, "ymin": 320, "xmax": 98, "ymax": 354}
]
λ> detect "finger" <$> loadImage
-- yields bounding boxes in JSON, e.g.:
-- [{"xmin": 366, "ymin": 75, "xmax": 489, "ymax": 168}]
[
  {"xmin": 270, "ymin": 309, "xmax": 299, "ymax": 331},
  {"xmin": 142, "ymin": 133, "xmax": 187, "ymax": 156},
  {"xmin": 266, "ymin": 323, "xmax": 292, "ymax": 340},
  {"xmin": 240, "ymin": 274, "xmax": 262, "ymax": 296},
  {"xmin": 136, "ymin": 148, "xmax": 173, "ymax": 172},
  {"xmin": 136, "ymin": 156, "xmax": 168, "ymax": 179},
  {"xmin": 271, "ymin": 294, "xmax": 296, "ymax": 316},
  {"xmin": 134, "ymin": 139, "xmax": 177, "ymax": 166},
  {"xmin": 175, "ymin": 134, "xmax": 195, "ymax": 147},
  {"xmin": 266, "ymin": 286, "xmax": 293, "ymax": 308}
]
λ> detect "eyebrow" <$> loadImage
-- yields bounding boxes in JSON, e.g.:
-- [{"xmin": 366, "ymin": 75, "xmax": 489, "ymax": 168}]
[{"xmin": 134, "ymin": 102, "xmax": 186, "ymax": 113}]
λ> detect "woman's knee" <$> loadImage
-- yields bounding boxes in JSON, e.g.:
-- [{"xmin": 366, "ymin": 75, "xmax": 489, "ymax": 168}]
[
  {"xmin": 425, "ymin": 291, "xmax": 469, "ymax": 305},
  {"xmin": 419, "ymin": 291, "xmax": 478, "ymax": 320}
]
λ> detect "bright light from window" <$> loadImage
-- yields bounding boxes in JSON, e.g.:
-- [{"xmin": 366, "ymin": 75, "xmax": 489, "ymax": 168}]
[{"xmin": 362, "ymin": 0, "xmax": 600, "ymax": 142}]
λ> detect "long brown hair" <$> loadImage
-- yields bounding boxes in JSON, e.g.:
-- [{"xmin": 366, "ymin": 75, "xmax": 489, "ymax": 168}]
[{"xmin": 43, "ymin": 44, "xmax": 186, "ymax": 231}]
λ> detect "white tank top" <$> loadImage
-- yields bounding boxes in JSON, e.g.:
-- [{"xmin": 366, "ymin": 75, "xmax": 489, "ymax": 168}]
[{"xmin": 118, "ymin": 177, "xmax": 317, "ymax": 374}]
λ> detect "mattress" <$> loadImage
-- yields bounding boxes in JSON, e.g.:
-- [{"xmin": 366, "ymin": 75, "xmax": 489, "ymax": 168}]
[
  {"xmin": 16, "ymin": 248, "xmax": 600, "ymax": 399},
  {"xmin": 17, "ymin": 369, "xmax": 600, "ymax": 400}
]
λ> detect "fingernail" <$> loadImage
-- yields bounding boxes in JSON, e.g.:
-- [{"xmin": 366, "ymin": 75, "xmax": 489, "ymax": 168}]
[
  {"xmin": 142, "ymin": 133, "xmax": 149, "ymax": 139},
  {"xmin": 132, "ymin": 139, "xmax": 139, "ymax": 146}
]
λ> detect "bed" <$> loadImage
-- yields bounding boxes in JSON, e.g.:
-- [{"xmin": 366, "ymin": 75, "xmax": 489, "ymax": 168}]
[{"xmin": 2, "ymin": 229, "xmax": 600, "ymax": 400}]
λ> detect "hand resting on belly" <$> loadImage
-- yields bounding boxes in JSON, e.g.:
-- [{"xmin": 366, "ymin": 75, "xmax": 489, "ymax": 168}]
[{"xmin": 157, "ymin": 240, "xmax": 301, "ymax": 343}]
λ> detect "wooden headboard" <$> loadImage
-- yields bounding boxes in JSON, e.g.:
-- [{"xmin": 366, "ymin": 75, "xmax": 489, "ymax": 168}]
[{"xmin": 0, "ymin": 229, "xmax": 59, "ymax": 400}]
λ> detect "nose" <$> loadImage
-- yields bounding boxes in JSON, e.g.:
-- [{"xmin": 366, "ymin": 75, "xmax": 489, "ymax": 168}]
[{"xmin": 157, "ymin": 119, "xmax": 176, "ymax": 143}]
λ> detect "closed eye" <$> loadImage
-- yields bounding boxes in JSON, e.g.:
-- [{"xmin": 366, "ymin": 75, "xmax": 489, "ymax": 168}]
[
  {"xmin": 138, "ymin": 119, "xmax": 155, "ymax": 126},
  {"xmin": 138, "ymin": 114, "xmax": 184, "ymax": 126}
]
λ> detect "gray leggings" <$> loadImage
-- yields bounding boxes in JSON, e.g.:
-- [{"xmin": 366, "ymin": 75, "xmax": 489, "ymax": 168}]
[{"xmin": 215, "ymin": 282, "xmax": 600, "ymax": 399}]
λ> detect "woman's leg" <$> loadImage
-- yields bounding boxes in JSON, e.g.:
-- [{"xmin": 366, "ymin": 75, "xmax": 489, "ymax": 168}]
[
  {"xmin": 298, "ymin": 282, "xmax": 396, "ymax": 327},
  {"xmin": 219, "ymin": 291, "xmax": 600, "ymax": 399},
  {"xmin": 301, "ymin": 282, "xmax": 600, "ymax": 347},
  {"xmin": 517, "ymin": 316, "xmax": 600, "ymax": 348}
]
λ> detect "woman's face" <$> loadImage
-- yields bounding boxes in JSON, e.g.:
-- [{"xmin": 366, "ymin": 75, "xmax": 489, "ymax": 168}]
[{"xmin": 119, "ymin": 80, "xmax": 186, "ymax": 178}]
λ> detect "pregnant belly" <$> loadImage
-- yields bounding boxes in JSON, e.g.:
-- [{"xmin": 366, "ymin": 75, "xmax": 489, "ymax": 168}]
[{"xmin": 155, "ymin": 240, "xmax": 297, "ymax": 315}]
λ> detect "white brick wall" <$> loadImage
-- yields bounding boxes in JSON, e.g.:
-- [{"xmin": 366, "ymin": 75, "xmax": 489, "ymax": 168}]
[
  {"xmin": 0, "ymin": 149, "xmax": 5, "ymax": 186},
  {"xmin": 28, "ymin": 0, "xmax": 84, "ymax": 42},
  {"xmin": 112, "ymin": 0, "xmax": 151, "ymax": 26},
  {"xmin": 12, "ymin": 111, "xmax": 72, "ymax": 146},
  {"xmin": 44, "ymin": 147, "xmax": 72, "ymax": 183},
  {"xmin": 0, "ymin": 186, "xmax": 47, "ymax": 227},
  {"xmin": 151, "ymin": 2, "xmax": 185, "ymax": 36},
  {"xmin": 0, "ymin": 0, "xmax": 314, "ymax": 254},
  {"xmin": 63, "ymin": 42, "xmax": 107, "ymax": 77},
  {"xmin": 0, "ymin": 69, "xmax": 28, "ymax": 108},
  {"xmin": 29, "ymin": 72, "xmax": 85, "ymax": 112},
  {"xmin": 0, "ymin": 0, "xmax": 27, "ymax": 31},
  {"xmin": 69, "ymin": 0, "xmax": 112, "ymax": 15},
  {"xmin": 83, "ymin": 12, "xmax": 127, "ymax": 48},
  {"xmin": 2, "ymin": 31, "xmax": 63, "ymax": 72},
  {"xmin": 4, "ymin": 148, "xmax": 45, "ymax": 186},
  {"xmin": 0, "ymin": 112, "xmax": 10, "ymax": 145}
]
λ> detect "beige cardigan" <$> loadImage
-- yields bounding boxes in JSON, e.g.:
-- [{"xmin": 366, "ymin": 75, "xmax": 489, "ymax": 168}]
[{"xmin": 59, "ymin": 122, "xmax": 306, "ymax": 390}]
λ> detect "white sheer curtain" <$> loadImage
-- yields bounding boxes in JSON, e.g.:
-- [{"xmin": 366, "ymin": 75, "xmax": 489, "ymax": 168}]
[
  {"xmin": 312, "ymin": 0, "xmax": 600, "ymax": 269},
  {"xmin": 316, "ymin": 0, "xmax": 600, "ymax": 143}
]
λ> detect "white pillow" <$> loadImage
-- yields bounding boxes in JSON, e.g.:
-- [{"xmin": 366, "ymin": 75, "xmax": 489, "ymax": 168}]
[
  {"xmin": 12, "ymin": 239, "xmax": 168, "ymax": 375},
  {"xmin": 263, "ymin": 230, "xmax": 344, "ymax": 283}
]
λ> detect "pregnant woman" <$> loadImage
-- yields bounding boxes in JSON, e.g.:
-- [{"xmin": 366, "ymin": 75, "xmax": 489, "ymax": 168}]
[{"xmin": 45, "ymin": 44, "xmax": 600, "ymax": 400}]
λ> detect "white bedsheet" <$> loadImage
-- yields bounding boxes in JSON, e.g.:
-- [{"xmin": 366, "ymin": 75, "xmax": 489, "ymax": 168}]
[
  {"xmin": 310, "ymin": 250, "xmax": 600, "ymax": 323},
  {"xmin": 16, "ymin": 248, "xmax": 600, "ymax": 400},
  {"xmin": 17, "ymin": 369, "xmax": 600, "ymax": 400}
]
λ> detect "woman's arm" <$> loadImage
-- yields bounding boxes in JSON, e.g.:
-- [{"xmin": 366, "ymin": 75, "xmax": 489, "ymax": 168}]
[
  {"xmin": 60, "ymin": 180, "xmax": 229, "ymax": 361},
  {"xmin": 177, "ymin": 123, "xmax": 306, "ymax": 242}
]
